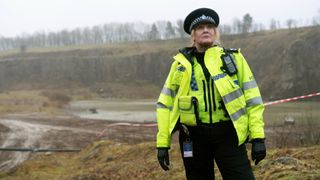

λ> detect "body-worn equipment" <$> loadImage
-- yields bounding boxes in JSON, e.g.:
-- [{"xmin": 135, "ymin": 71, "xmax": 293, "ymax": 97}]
[
  {"xmin": 221, "ymin": 52, "xmax": 237, "ymax": 76},
  {"xmin": 156, "ymin": 46, "xmax": 265, "ymax": 148}
]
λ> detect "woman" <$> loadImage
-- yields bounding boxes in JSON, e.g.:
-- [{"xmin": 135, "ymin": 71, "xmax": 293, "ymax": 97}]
[{"xmin": 156, "ymin": 8, "xmax": 266, "ymax": 179}]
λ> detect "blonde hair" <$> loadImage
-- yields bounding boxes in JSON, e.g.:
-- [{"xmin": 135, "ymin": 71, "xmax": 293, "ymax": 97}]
[{"xmin": 190, "ymin": 27, "xmax": 221, "ymax": 47}]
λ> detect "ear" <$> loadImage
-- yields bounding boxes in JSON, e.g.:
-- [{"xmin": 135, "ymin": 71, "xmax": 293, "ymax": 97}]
[{"xmin": 213, "ymin": 28, "xmax": 217, "ymax": 35}]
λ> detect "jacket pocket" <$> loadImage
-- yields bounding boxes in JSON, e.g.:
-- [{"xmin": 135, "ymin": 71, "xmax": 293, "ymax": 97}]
[{"xmin": 178, "ymin": 96, "xmax": 198, "ymax": 126}]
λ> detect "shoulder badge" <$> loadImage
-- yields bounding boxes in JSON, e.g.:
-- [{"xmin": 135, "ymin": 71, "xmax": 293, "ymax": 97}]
[
  {"xmin": 176, "ymin": 66, "xmax": 186, "ymax": 72},
  {"xmin": 224, "ymin": 48, "xmax": 239, "ymax": 53}
]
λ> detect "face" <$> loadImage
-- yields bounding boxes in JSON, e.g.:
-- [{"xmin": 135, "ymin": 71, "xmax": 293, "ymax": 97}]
[{"xmin": 192, "ymin": 23, "xmax": 216, "ymax": 49}]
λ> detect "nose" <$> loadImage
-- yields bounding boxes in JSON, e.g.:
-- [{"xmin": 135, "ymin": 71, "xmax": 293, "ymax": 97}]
[
  {"xmin": 203, "ymin": 26, "xmax": 210, "ymax": 33},
  {"xmin": 203, "ymin": 25, "xmax": 212, "ymax": 32}
]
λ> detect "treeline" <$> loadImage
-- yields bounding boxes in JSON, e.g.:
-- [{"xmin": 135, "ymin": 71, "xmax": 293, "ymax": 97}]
[
  {"xmin": 1, "ymin": 12, "xmax": 320, "ymax": 52},
  {"xmin": 0, "ymin": 20, "xmax": 185, "ymax": 51}
]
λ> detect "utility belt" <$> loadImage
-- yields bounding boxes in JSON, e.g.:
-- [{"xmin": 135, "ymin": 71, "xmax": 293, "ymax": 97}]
[{"xmin": 178, "ymin": 96, "xmax": 229, "ymax": 127}]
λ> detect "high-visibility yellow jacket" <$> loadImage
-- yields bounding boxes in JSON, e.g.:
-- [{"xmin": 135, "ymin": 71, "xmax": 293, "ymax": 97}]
[{"xmin": 156, "ymin": 46, "xmax": 265, "ymax": 148}]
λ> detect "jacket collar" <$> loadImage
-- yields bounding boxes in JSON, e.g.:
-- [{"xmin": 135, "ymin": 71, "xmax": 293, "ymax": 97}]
[{"xmin": 178, "ymin": 47, "xmax": 196, "ymax": 65}]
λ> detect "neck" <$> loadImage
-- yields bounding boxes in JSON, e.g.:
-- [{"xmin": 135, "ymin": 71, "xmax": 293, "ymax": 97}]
[{"xmin": 195, "ymin": 45, "xmax": 211, "ymax": 53}]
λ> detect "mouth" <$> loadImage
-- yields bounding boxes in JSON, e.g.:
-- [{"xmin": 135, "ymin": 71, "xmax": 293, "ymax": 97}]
[
  {"xmin": 201, "ymin": 32, "xmax": 211, "ymax": 37},
  {"xmin": 201, "ymin": 34, "xmax": 211, "ymax": 39}
]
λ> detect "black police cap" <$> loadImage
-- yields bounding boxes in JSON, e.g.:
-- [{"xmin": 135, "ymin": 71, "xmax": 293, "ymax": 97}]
[{"xmin": 183, "ymin": 8, "xmax": 220, "ymax": 34}]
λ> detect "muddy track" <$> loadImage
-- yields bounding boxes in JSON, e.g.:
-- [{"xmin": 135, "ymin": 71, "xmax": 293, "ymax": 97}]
[
  {"xmin": 0, "ymin": 118, "xmax": 96, "ymax": 171},
  {"xmin": 0, "ymin": 115, "xmax": 157, "ymax": 172}
]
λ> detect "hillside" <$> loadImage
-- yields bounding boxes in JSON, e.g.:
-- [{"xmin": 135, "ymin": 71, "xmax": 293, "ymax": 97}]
[
  {"xmin": 0, "ymin": 27, "xmax": 319, "ymax": 179},
  {"xmin": 0, "ymin": 26, "xmax": 319, "ymax": 100},
  {"xmin": 2, "ymin": 140, "xmax": 320, "ymax": 180}
]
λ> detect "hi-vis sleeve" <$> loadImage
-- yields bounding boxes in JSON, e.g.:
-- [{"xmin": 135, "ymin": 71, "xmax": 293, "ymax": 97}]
[
  {"xmin": 156, "ymin": 61, "xmax": 182, "ymax": 148},
  {"xmin": 235, "ymin": 52, "xmax": 265, "ymax": 140}
]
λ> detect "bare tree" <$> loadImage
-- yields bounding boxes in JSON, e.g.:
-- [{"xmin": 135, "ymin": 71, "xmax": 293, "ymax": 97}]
[
  {"xmin": 286, "ymin": 19, "xmax": 297, "ymax": 29},
  {"xmin": 176, "ymin": 19, "xmax": 186, "ymax": 38},
  {"xmin": 149, "ymin": 24, "xmax": 160, "ymax": 40},
  {"xmin": 232, "ymin": 18, "xmax": 242, "ymax": 34},
  {"xmin": 155, "ymin": 20, "xmax": 167, "ymax": 39},
  {"xmin": 312, "ymin": 8, "xmax": 320, "ymax": 26},
  {"xmin": 252, "ymin": 23, "xmax": 265, "ymax": 32},
  {"xmin": 92, "ymin": 25, "xmax": 103, "ymax": 44},
  {"xmin": 165, "ymin": 21, "xmax": 175, "ymax": 39},
  {"xmin": 242, "ymin": 13, "xmax": 253, "ymax": 33},
  {"xmin": 219, "ymin": 24, "xmax": 232, "ymax": 35},
  {"xmin": 73, "ymin": 28, "xmax": 83, "ymax": 45},
  {"xmin": 102, "ymin": 24, "xmax": 113, "ymax": 43},
  {"xmin": 0, "ymin": 36, "xmax": 4, "ymax": 51},
  {"xmin": 82, "ymin": 27, "xmax": 92, "ymax": 44},
  {"xmin": 20, "ymin": 44, "xmax": 27, "ymax": 53},
  {"xmin": 270, "ymin": 18, "xmax": 278, "ymax": 30}
]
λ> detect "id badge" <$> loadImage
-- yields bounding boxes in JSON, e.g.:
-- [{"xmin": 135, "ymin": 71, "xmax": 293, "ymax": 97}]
[{"xmin": 183, "ymin": 138, "xmax": 193, "ymax": 158}]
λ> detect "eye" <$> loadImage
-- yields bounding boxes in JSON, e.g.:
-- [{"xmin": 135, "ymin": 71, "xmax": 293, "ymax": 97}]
[
  {"xmin": 206, "ymin": 24, "xmax": 214, "ymax": 29},
  {"xmin": 196, "ymin": 24, "xmax": 205, "ymax": 30}
]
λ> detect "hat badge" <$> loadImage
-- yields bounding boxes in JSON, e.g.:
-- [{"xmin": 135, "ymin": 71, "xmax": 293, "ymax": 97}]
[{"xmin": 201, "ymin": 14, "xmax": 206, "ymax": 19}]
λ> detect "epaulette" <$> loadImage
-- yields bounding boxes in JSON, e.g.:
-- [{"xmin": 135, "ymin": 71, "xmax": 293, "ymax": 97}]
[{"xmin": 223, "ymin": 48, "xmax": 239, "ymax": 53}]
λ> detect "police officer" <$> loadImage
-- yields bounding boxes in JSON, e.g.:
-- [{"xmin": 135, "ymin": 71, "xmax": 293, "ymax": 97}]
[{"xmin": 156, "ymin": 7, "xmax": 266, "ymax": 179}]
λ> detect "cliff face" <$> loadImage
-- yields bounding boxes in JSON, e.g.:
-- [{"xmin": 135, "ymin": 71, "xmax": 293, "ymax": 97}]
[
  {"xmin": 220, "ymin": 26, "xmax": 320, "ymax": 100},
  {"xmin": 0, "ymin": 26, "xmax": 319, "ymax": 100},
  {"xmin": 0, "ymin": 50, "xmax": 173, "ymax": 90}
]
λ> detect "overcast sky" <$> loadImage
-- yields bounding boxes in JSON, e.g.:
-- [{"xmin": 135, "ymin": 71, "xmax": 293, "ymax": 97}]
[{"xmin": 0, "ymin": 0, "xmax": 319, "ymax": 37}]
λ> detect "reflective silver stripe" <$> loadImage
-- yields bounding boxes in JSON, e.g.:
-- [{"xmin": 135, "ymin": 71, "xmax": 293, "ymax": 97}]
[
  {"xmin": 161, "ymin": 87, "xmax": 176, "ymax": 97},
  {"xmin": 156, "ymin": 102, "xmax": 173, "ymax": 111},
  {"xmin": 246, "ymin": 96, "xmax": 263, "ymax": 107},
  {"xmin": 156, "ymin": 102, "xmax": 167, "ymax": 109},
  {"xmin": 222, "ymin": 88, "xmax": 243, "ymax": 104},
  {"xmin": 243, "ymin": 80, "xmax": 257, "ymax": 90},
  {"xmin": 230, "ymin": 107, "xmax": 246, "ymax": 121}
]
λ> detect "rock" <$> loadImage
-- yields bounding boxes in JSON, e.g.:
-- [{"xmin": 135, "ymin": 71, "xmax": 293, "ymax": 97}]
[{"xmin": 274, "ymin": 156, "xmax": 297, "ymax": 165}]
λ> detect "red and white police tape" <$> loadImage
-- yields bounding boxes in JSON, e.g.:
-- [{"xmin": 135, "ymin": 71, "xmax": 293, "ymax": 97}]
[
  {"xmin": 264, "ymin": 92, "xmax": 320, "ymax": 106},
  {"xmin": 96, "ymin": 91, "xmax": 320, "ymax": 136}
]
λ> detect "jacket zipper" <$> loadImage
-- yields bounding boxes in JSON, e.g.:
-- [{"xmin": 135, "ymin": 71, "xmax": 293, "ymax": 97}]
[
  {"xmin": 211, "ymin": 78, "xmax": 216, "ymax": 111},
  {"xmin": 207, "ymin": 79, "xmax": 213, "ymax": 124},
  {"xmin": 202, "ymin": 80, "xmax": 207, "ymax": 112}
]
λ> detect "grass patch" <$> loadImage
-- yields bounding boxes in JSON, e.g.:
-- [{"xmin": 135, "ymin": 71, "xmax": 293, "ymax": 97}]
[
  {"xmin": 2, "ymin": 141, "xmax": 320, "ymax": 179},
  {"xmin": 0, "ymin": 90, "xmax": 47, "ymax": 114},
  {"xmin": 0, "ymin": 89, "xmax": 98, "ymax": 115}
]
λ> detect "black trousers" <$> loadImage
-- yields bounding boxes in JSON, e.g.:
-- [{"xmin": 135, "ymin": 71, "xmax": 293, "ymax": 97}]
[{"xmin": 179, "ymin": 121, "xmax": 255, "ymax": 180}]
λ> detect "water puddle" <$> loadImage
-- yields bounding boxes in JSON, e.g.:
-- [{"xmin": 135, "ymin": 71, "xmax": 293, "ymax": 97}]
[{"xmin": 68, "ymin": 99, "xmax": 156, "ymax": 122}]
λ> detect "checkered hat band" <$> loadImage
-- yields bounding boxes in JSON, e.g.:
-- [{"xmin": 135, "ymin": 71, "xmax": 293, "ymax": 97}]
[{"xmin": 189, "ymin": 15, "xmax": 216, "ymax": 32}]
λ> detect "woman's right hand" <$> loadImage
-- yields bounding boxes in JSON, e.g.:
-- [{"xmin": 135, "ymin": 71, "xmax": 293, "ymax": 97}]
[{"xmin": 157, "ymin": 148, "xmax": 170, "ymax": 171}]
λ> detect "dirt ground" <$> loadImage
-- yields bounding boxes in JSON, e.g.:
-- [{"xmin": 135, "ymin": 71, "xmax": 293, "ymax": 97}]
[
  {"xmin": 1, "ymin": 119, "xmax": 320, "ymax": 179},
  {"xmin": 0, "ymin": 113, "xmax": 158, "ymax": 172},
  {"xmin": 0, "ymin": 98, "xmax": 319, "ymax": 179}
]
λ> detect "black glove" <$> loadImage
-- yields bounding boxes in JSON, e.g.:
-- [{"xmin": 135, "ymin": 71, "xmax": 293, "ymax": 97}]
[
  {"xmin": 251, "ymin": 138, "xmax": 266, "ymax": 165},
  {"xmin": 157, "ymin": 148, "xmax": 170, "ymax": 171}
]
